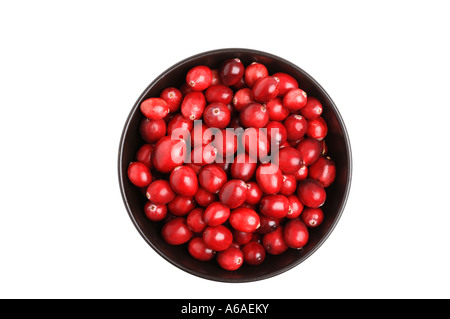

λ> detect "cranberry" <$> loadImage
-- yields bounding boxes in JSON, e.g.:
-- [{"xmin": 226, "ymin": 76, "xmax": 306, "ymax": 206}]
[
  {"xmin": 284, "ymin": 219, "xmax": 309, "ymax": 249},
  {"xmin": 144, "ymin": 201, "xmax": 167, "ymax": 221},
  {"xmin": 280, "ymin": 174, "xmax": 297, "ymax": 196},
  {"xmin": 232, "ymin": 230, "xmax": 253, "ymax": 245},
  {"xmin": 232, "ymin": 88, "xmax": 254, "ymax": 112},
  {"xmin": 308, "ymin": 156, "xmax": 336, "ymax": 187},
  {"xmin": 191, "ymin": 144, "xmax": 217, "ymax": 166},
  {"xmin": 266, "ymin": 97, "xmax": 290, "ymax": 121},
  {"xmin": 242, "ymin": 242, "xmax": 266, "ymax": 266},
  {"xmin": 255, "ymin": 163, "xmax": 283, "ymax": 194},
  {"xmin": 127, "ymin": 162, "xmax": 152, "ymax": 188},
  {"xmin": 245, "ymin": 182, "xmax": 263, "ymax": 205},
  {"xmin": 152, "ymin": 136, "xmax": 186, "ymax": 173},
  {"xmin": 216, "ymin": 246, "xmax": 244, "ymax": 271},
  {"xmin": 203, "ymin": 202, "xmax": 230, "ymax": 226},
  {"xmin": 194, "ymin": 187, "xmax": 217, "ymax": 207},
  {"xmin": 230, "ymin": 153, "xmax": 257, "ymax": 182},
  {"xmin": 167, "ymin": 113, "xmax": 193, "ymax": 138},
  {"xmin": 241, "ymin": 128, "xmax": 269, "ymax": 161},
  {"xmin": 160, "ymin": 87, "xmax": 183, "ymax": 113},
  {"xmin": 256, "ymin": 215, "xmax": 280, "ymax": 234},
  {"xmin": 259, "ymin": 194, "xmax": 290, "ymax": 219},
  {"xmin": 251, "ymin": 76, "xmax": 280, "ymax": 103},
  {"xmin": 146, "ymin": 180, "xmax": 176, "ymax": 204},
  {"xmin": 213, "ymin": 129, "xmax": 238, "ymax": 158},
  {"xmin": 306, "ymin": 117, "xmax": 328, "ymax": 140},
  {"xmin": 265, "ymin": 121, "xmax": 287, "ymax": 146},
  {"xmin": 139, "ymin": 118, "xmax": 166, "ymax": 144},
  {"xmin": 218, "ymin": 179, "xmax": 248, "ymax": 209},
  {"xmin": 240, "ymin": 103, "xmax": 269, "ymax": 128},
  {"xmin": 219, "ymin": 58, "xmax": 245, "ymax": 86},
  {"xmin": 210, "ymin": 68, "xmax": 221, "ymax": 86},
  {"xmin": 277, "ymin": 146, "xmax": 302, "ymax": 174},
  {"xmin": 286, "ymin": 195, "xmax": 304, "ymax": 219},
  {"xmin": 185, "ymin": 163, "xmax": 202, "ymax": 175},
  {"xmin": 273, "ymin": 72, "xmax": 299, "ymax": 97},
  {"xmin": 300, "ymin": 96, "xmax": 323, "ymax": 120},
  {"xmin": 186, "ymin": 65, "xmax": 212, "ymax": 91},
  {"xmin": 188, "ymin": 237, "xmax": 215, "ymax": 261},
  {"xmin": 262, "ymin": 227, "xmax": 288, "ymax": 255},
  {"xmin": 198, "ymin": 164, "xmax": 227, "ymax": 194},
  {"xmin": 244, "ymin": 62, "xmax": 268, "ymax": 88},
  {"xmin": 232, "ymin": 76, "xmax": 246, "ymax": 90},
  {"xmin": 229, "ymin": 207, "xmax": 260, "ymax": 233},
  {"xmin": 161, "ymin": 217, "xmax": 193, "ymax": 245},
  {"xmin": 179, "ymin": 82, "xmax": 193, "ymax": 95},
  {"xmin": 301, "ymin": 207, "xmax": 324, "ymax": 228},
  {"xmin": 169, "ymin": 165, "xmax": 198, "ymax": 197},
  {"xmin": 297, "ymin": 179, "xmax": 326, "ymax": 208},
  {"xmin": 140, "ymin": 97, "xmax": 169, "ymax": 120},
  {"xmin": 203, "ymin": 225, "xmax": 233, "ymax": 251},
  {"xmin": 205, "ymin": 85, "xmax": 233, "ymax": 104},
  {"xmin": 203, "ymin": 102, "xmax": 231, "ymax": 129},
  {"xmin": 190, "ymin": 122, "xmax": 215, "ymax": 147},
  {"xmin": 284, "ymin": 114, "xmax": 307, "ymax": 141},
  {"xmin": 136, "ymin": 144, "xmax": 154, "ymax": 169},
  {"xmin": 283, "ymin": 88, "xmax": 307, "ymax": 111},
  {"xmin": 167, "ymin": 195, "xmax": 196, "ymax": 216},
  {"xmin": 181, "ymin": 91, "xmax": 206, "ymax": 120},
  {"xmin": 186, "ymin": 208, "xmax": 206, "ymax": 233},
  {"xmin": 296, "ymin": 137, "xmax": 323, "ymax": 166},
  {"xmin": 293, "ymin": 164, "xmax": 308, "ymax": 181}
]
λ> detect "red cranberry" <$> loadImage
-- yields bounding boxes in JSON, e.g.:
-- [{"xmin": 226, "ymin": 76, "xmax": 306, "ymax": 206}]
[
  {"xmin": 179, "ymin": 82, "xmax": 193, "ymax": 95},
  {"xmin": 232, "ymin": 75, "xmax": 246, "ymax": 90},
  {"xmin": 251, "ymin": 76, "xmax": 280, "ymax": 103},
  {"xmin": 210, "ymin": 68, "xmax": 221, "ymax": 86},
  {"xmin": 229, "ymin": 207, "xmax": 260, "ymax": 233},
  {"xmin": 203, "ymin": 225, "xmax": 233, "ymax": 251},
  {"xmin": 181, "ymin": 91, "xmax": 206, "ymax": 120},
  {"xmin": 169, "ymin": 165, "xmax": 198, "ymax": 197},
  {"xmin": 296, "ymin": 137, "xmax": 323, "ymax": 166},
  {"xmin": 293, "ymin": 164, "xmax": 308, "ymax": 181},
  {"xmin": 230, "ymin": 153, "xmax": 257, "ymax": 182},
  {"xmin": 297, "ymin": 179, "xmax": 326, "ymax": 208},
  {"xmin": 188, "ymin": 237, "xmax": 215, "ymax": 261},
  {"xmin": 232, "ymin": 88, "xmax": 254, "ymax": 112},
  {"xmin": 273, "ymin": 72, "xmax": 299, "ymax": 97},
  {"xmin": 194, "ymin": 187, "xmax": 217, "ymax": 207},
  {"xmin": 255, "ymin": 163, "xmax": 283, "ymax": 194},
  {"xmin": 232, "ymin": 230, "xmax": 253, "ymax": 245},
  {"xmin": 167, "ymin": 113, "xmax": 193, "ymax": 138},
  {"xmin": 284, "ymin": 219, "xmax": 309, "ymax": 249},
  {"xmin": 262, "ymin": 227, "xmax": 288, "ymax": 255},
  {"xmin": 301, "ymin": 207, "xmax": 324, "ymax": 228},
  {"xmin": 241, "ymin": 128, "xmax": 269, "ymax": 161},
  {"xmin": 286, "ymin": 195, "xmax": 304, "ymax": 219},
  {"xmin": 191, "ymin": 144, "xmax": 217, "ymax": 166},
  {"xmin": 300, "ymin": 96, "xmax": 323, "ymax": 120},
  {"xmin": 136, "ymin": 144, "xmax": 154, "ymax": 169},
  {"xmin": 280, "ymin": 174, "xmax": 297, "ymax": 196},
  {"xmin": 265, "ymin": 121, "xmax": 287, "ymax": 146},
  {"xmin": 144, "ymin": 201, "xmax": 167, "ymax": 221},
  {"xmin": 127, "ymin": 162, "xmax": 152, "ymax": 188},
  {"xmin": 186, "ymin": 65, "xmax": 212, "ymax": 91},
  {"xmin": 203, "ymin": 202, "xmax": 230, "ymax": 226},
  {"xmin": 161, "ymin": 217, "xmax": 193, "ymax": 246},
  {"xmin": 186, "ymin": 208, "xmax": 206, "ymax": 233},
  {"xmin": 160, "ymin": 87, "xmax": 183, "ymax": 113},
  {"xmin": 185, "ymin": 163, "xmax": 202, "ymax": 175},
  {"xmin": 152, "ymin": 136, "xmax": 186, "ymax": 173},
  {"xmin": 203, "ymin": 102, "xmax": 231, "ymax": 129},
  {"xmin": 284, "ymin": 114, "xmax": 308, "ymax": 141},
  {"xmin": 218, "ymin": 179, "xmax": 248, "ymax": 209},
  {"xmin": 139, "ymin": 118, "xmax": 166, "ymax": 144},
  {"xmin": 308, "ymin": 156, "xmax": 336, "ymax": 187},
  {"xmin": 213, "ymin": 129, "xmax": 238, "ymax": 158},
  {"xmin": 140, "ymin": 97, "xmax": 169, "ymax": 120},
  {"xmin": 244, "ymin": 62, "xmax": 269, "ymax": 88},
  {"xmin": 259, "ymin": 194, "xmax": 290, "ymax": 219},
  {"xmin": 240, "ymin": 103, "xmax": 269, "ymax": 128},
  {"xmin": 167, "ymin": 195, "xmax": 196, "ymax": 216},
  {"xmin": 283, "ymin": 88, "xmax": 307, "ymax": 111},
  {"xmin": 277, "ymin": 146, "xmax": 302, "ymax": 174},
  {"xmin": 266, "ymin": 97, "xmax": 290, "ymax": 121},
  {"xmin": 219, "ymin": 58, "xmax": 245, "ymax": 86},
  {"xmin": 146, "ymin": 180, "xmax": 176, "ymax": 204},
  {"xmin": 242, "ymin": 242, "xmax": 266, "ymax": 266},
  {"xmin": 205, "ymin": 84, "xmax": 233, "ymax": 104},
  {"xmin": 245, "ymin": 182, "xmax": 263, "ymax": 205},
  {"xmin": 256, "ymin": 215, "xmax": 280, "ymax": 234},
  {"xmin": 190, "ymin": 122, "xmax": 215, "ymax": 147},
  {"xmin": 306, "ymin": 117, "xmax": 328, "ymax": 140},
  {"xmin": 216, "ymin": 246, "xmax": 244, "ymax": 271},
  {"xmin": 198, "ymin": 164, "xmax": 227, "ymax": 194}
]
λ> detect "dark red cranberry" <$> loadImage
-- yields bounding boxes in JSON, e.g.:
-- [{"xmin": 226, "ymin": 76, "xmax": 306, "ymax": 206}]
[
  {"xmin": 265, "ymin": 121, "xmax": 287, "ymax": 146},
  {"xmin": 136, "ymin": 144, "xmax": 154, "ymax": 169},
  {"xmin": 167, "ymin": 113, "xmax": 193, "ymax": 138},
  {"xmin": 293, "ymin": 164, "xmax": 308, "ymax": 181},
  {"xmin": 144, "ymin": 201, "xmax": 167, "ymax": 221},
  {"xmin": 146, "ymin": 180, "xmax": 176, "ymax": 204},
  {"xmin": 256, "ymin": 215, "xmax": 280, "ymax": 234},
  {"xmin": 229, "ymin": 207, "xmax": 260, "ymax": 233},
  {"xmin": 266, "ymin": 97, "xmax": 290, "ymax": 121},
  {"xmin": 284, "ymin": 114, "xmax": 308, "ymax": 141},
  {"xmin": 306, "ymin": 117, "xmax": 328, "ymax": 140},
  {"xmin": 232, "ymin": 88, "xmax": 254, "ymax": 112},
  {"xmin": 255, "ymin": 163, "xmax": 283, "ymax": 194},
  {"xmin": 301, "ymin": 207, "xmax": 324, "ymax": 228},
  {"xmin": 308, "ymin": 156, "xmax": 336, "ymax": 187},
  {"xmin": 190, "ymin": 122, "xmax": 215, "ymax": 147},
  {"xmin": 198, "ymin": 164, "xmax": 227, "ymax": 194},
  {"xmin": 245, "ymin": 182, "xmax": 263, "ymax": 205},
  {"xmin": 297, "ymin": 179, "xmax": 326, "ymax": 208},
  {"xmin": 213, "ymin": 129, "xmax": 238, "ymax": 158},
  {"xmin": 191, "ymin": 144, "xmax": 217, "ymax": 166},
  {"xmin": 160, "ymin": 87, "xmax": 183, "ymax": 113},
  {"xmin": 179, "ymin": 82, "xmax": 193, "ymax": 95},
  {"xmin": 300, "ymin": 96, "xmax": 323, "ymax": 120},
  {"xmin": 239, "ymin": 103, "xmax": 269, "ymax": 128},
  {"xmin": 273, "ymin": 72, "xmax": 299, "ymax": 97},
  {"xmin": 161, "ymin": 217, "xmax": 193, "ymax": 245},
  {"xmin": 216, "ymin": 246, "xmax": 244, "ymax": 271},
  {"xmin": 140, "ymin": 97, "xmax": 169, "ymax": 120},
  {"xmin": 242, "ymin": 242, "xmax": 266, "ymax": 266},
  {"xmin": 203, "ymin": 225, "xmax": 233, "ymax": 251},
  {"xmin": 277, "ymin": 146, "xmax": 302, "ymax": 174},
  {"xmin": 188, "ymin": 237, "xmax": 215, "ymax": 261},
  {"xmin": 280, "ymin": 174, "xmax": 297, "ymax": 196},
  {"xmin": 186, "ymin": 65, "xmax": 212, "ymax": 91},
  {"xmin": 232, "ymin": 230, "xmax": 253, "ymax": 245},
  {"xmin": 259, "ymin": 194, "xmax": 290, "ymax": 219},
  {"xmin": 251, "ymin": 76, "xmax": 280, "ymax": 103},
  {"xmin": 194, "ymin": 187, "xmax": 217, "ymax": 207},
  {"xmin": 152, "ymin": 136, "xmax": 186, "ymax": 173},
  {"xmin": 283, "ymin": 88, "xmax": 308, "ymax": 111},
  {"xmin": 231, "ymin": 75, "xmax": 246, "ymax": 90},
  {"xmin": 230, "ymin": 153, "xmax": 257, "ymax": 182},
  {"xmin": 205, "ymin": 84, "xmax": 233, "ymax": 104},
  {"xmin": 127, "ymin": 162, "xmax": 152, "ymax": 188},
  {"xmin": 203, "ymin": 202, "xmax": 230, "ymax": 226},
  {"xmin": 284, "ymin": 219, "xmax": 309, "ymax": 249},
  {"xmin": 214, "ymin": 156, "xmax": 231, "ymax": 174},
  {"xmin": 169, "ymin": 165, "xmax": 198, "ymax": 197},
  {"xmin": 186, "ymin": 208, "xmax": 206, "ymax": 233},
  {"xmin": 219, "ymin": 58, "xmax": 245, "ymax": 86},
  {"xmin": 296, "ymin": 137, "xmax": 323, "ymax": 166},
  {"xmin": 218, "ymin": 179, "xmax": 248, "ymax": 209},
  {"xmin": 244, "ymin": 62, "xmax": 269, "ymax": 88},
  {"xmin": 139, "ymin": 118, "xmax": 166, "ymax": 144},
  {"xmin": 167, "ymin": 195, "xmax": 196, "ymax": 216},
  {"xmin": 286, "ymin": 195, "xmax": 304, "ymax": 219},
  {"xmin": 210, "ymin": 68, "xmax": 221, "ymax": 86},
  {"xmin": 262, "ymin": 227, "xmax": 288, "ymax": 255},
  {"xmin": 203, "ymin": 102, "xmax": 231, "ymax": 129},
  {"xmin": 181, "ymin": 91, "xmax": 206, "ymax": 120}
]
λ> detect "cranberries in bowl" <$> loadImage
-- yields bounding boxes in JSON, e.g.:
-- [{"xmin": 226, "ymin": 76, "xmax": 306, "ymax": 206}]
[{"xmin": 118, "ymin": 48, "xmax": 352, "ymax": 282}]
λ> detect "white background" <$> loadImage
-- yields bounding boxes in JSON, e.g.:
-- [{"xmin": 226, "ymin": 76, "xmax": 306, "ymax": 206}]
[{"xmin": 1, "ymin": 0, "xmax": 449, "ymax": 299}]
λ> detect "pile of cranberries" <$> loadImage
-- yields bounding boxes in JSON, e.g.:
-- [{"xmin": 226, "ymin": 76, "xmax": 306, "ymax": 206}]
[{"xmin": 127, "ymin": 58, "xmax": 336, "ymax": 271}]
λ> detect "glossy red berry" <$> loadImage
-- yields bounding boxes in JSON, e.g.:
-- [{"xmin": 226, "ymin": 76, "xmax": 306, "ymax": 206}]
[
  {"xmin": 280, "ymin": 174, "xmax": 297, "ymax": 196},
  {"xmin": 194, "ymin": 187, "xmax": 217, "ymax": 207},
  {"xmin": 297, "ymin": 179, "xmax": 326, "ymax": 208},
  {"xmin": 265, "ymin": 121, "xmax": 287, "ymax": 146},
  {"xmin": 251, "ymin": 76, "xmax": 280, "ymax": 103},
  {"xmin": 190, "ymin": 122, "xmax": 215, "ymax": 147},
  {"xmin": 286, "ymin": 195, "xmax": 304, "ymax": 219},
  {"xmin": 262, "ymin": 227, "xmax": 288, "ymax": 255},
  {"xmin": 300, "ymin": 97, "xmax": 323, "ymax": 120},
  {"xmin": 152, "ymin": 136, "xmax": 186, "ymax": 173},
  {"xmin": 146, "ymin": 180, "xmax": 176, "ymax": 204},
  {"xmin": 244, "ymin": 62, "xmax": 268, "ymax": 88},
  {"xmin": 219, "ymin": 58, "xmax": 245, "ymax": 86},
  {"xmin": 216, "ymin": 246, "xmax": 244, "ymax": 271},
  {"xmin": 277, "ymin": 146, "xmax": 302, "ymax": 174},
  {"xmin": 266, "ymin": 97, "xmax": 290, "ymax": 121},
  {"xmin": 127, "ymin": 162, "xmax": 152, "ymax": 188},
  {"xmin": 139, "ymin": 118, "xmax": 166, "ymax": 144},
  {"xmin": 232, "ymin": 230, "xmax": 253, "ymax": 245},
  {"xmin": 167, "ymin": 113, "xmax": 193, "ymax": 138},
  {"xmin": 186, "ymin": 208, "xmax": 206, "ymax": 233},
  {"xmin": 210, "ymin": 68, "xmax": 221, "ymax": 86},
  {"xmin": 188, "ymin": 237, "xmax": 215, "ymax": 261},
  {"xmin": 308, "ymin": 156, "xmax": 336, "ymax": 187},
  {"xmin": 230, "ymin": 153, "xmax": 257, "ymax": 182},
  {"xmin": 284, "ymin": 114, "xmax": 308, "ymax": 141},
  {"xmin": 161, "ymin": 217, "xmax": 193, "ymax": 245},
  {"xmin": 203, "ymin": 202, "xmax": 230, "ymax": 226},
  {"xmin": 283, "ymin": 88, "xmax": 307, "ymax": 111},
  {"xmin": 284, "ymin": 219, "xmax": 309, "ymax": 249},
  {"xmin": 245, "ymin": 182, "xmax": 263, "ymax": 205},
  {"xmin": 144, "ymin": 201, "xmax": 167, "ymax": 221},
  {"xmin": 232, "ymin": 88, "xmax": 254, "ymax": 112},
  {"xmin": 259, "ymin": 194, "xmax": 290, "ymax": 219},
  {"xmin": 181, "ymin": 91, "xmax": 206, "ymax": 120},
  {"xmin": 306, "ymin": 117, "xmax": 328, "ymax": 140},
  {"xmin": 242, "ymin": 242, "xmax": 266, "ymax": 266},
  {"xmin": 169, "ymin": 165, "xmax": 198, "ymax": 197},
  {"xmin": 255, "ymin": 163, "xmax": 283, "ymax": 194},
  {"xmin": 135, "ymin": 144, "xmax": 154, "ymax": 169},
  {"xmin": 229, "ymin": 207, "xmax": 260, "ymax": 233},
  {"xmin": 256, "ymin": 215, "xmax": 280, "ymax": 234},
  {"xmin": 167, "ymin": 195, "xmax": 196, "ymax": 216},
  {"xmin": 219, "ymin": 179, "xmax": 248, "ymax": 209},
  {"xmin": 186, "ymin": 65, "xmax": 212, "ymax": 91},
  {"xmin": 301, "ymin": 207, "xmax": 324, "ymax": 228},
  {"xmin": 240, "ymin": 103, "xmax": 269, "ymax": 128},
  {"xmin": 296, "ymin": 137, "xmax": 323, "ymax": 166},
  {"xmin": 205, "ymin": 84, "xmax": 233, "ymax": 104},
  {"xmin": 203, "ymin": 102, "xmax": 231, "ymax": 129},
  {"xmin": 198, "ymin": 164, "xmax": 227, "ymax": 194},
  {"xmin": 140, "ymin": 97, "xmax": 169, "ymax": 120},
  {"xmin": 293, "ymin": 164, "xmax": 308, "ymax": 181},
  {"xmin": 203, "ymin": 225, "xmax": 233, "ymax": 251},
  {"xmin": 160, "ymin": 87, "xmax": 183, "ymax": 113},
  {"xmin": 273, "ymin": 72, "xmax": 299, "ymax": 97}
]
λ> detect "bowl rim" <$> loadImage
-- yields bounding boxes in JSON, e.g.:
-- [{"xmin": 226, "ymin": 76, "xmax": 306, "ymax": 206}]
[{"xmin": 118, "ymin": 48, "xmax": 352, "ymax": 282}]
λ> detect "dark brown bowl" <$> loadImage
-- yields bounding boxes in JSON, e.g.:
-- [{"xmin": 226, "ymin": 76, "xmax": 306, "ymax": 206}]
[{"xmin": 118, "ymin": 48, "xmax": 352, "ymax": 282}]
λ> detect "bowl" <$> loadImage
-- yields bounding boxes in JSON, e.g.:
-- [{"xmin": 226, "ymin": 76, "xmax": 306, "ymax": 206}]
[{"xmin": 118, "ymin": 48, "xmax": 352, "ymax": 282}]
